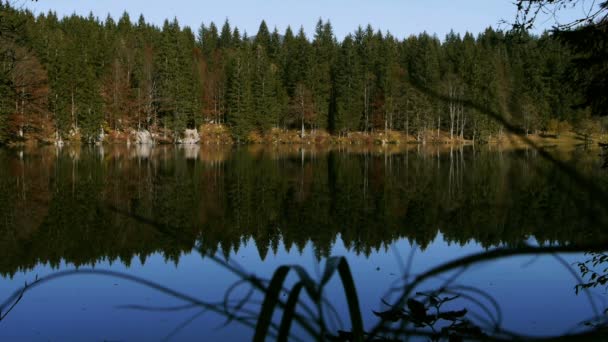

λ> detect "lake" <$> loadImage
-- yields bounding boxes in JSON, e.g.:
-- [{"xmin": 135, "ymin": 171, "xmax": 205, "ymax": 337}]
[{"xmin": 1, "ymin": 144, "xmax": 607, "ymax": 341}]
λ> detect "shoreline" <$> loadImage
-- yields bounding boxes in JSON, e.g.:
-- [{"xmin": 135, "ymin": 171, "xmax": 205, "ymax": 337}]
[{"xmin": 4, "ymin": 124, "xmax": 605, "ymax": 152}]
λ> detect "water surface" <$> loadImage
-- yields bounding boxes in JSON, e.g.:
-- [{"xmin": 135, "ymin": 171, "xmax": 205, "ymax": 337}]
[{"xmin": 1, "ymin": 144, "xmax": 606, "ymax": 340}]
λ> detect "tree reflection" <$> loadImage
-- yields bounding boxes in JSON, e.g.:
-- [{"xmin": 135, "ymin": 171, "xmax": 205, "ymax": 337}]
[{"xmin": 0, "ymin": 145, "xmax": 606, "ymax": 276}]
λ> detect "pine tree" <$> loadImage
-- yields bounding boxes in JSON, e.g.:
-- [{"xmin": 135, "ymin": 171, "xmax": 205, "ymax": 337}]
[
  {"xmin": 219, "ymin": 19, "xmax": 232, "ymax": 49},
  {"xmin": 334, "ymin": 34, "xmax": 363, "ymax": 133},
  {"xmin": 310, "ymin": 19, "xmax": 336, "ymax": 131},
  {"xmin": 227, "ymin": 47, "xmax": 253, "ymax": 140}
]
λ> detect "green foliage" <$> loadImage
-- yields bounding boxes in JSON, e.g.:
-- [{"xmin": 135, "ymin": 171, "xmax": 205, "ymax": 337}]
[
  {"xmin": 0, "ymin": 2, "xmax": 602, "ymax": 144},
  {"xmin": 575, "ymin": 252, "xmax": 608, "ymax": 294},
  {"xmin": 226, "ymin": 48, "xmax": 253, "ymax": 140}
]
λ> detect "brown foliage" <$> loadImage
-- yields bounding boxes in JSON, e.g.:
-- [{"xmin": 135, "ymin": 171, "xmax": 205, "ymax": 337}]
[{"xmin": 7, "ymin": 44, "xmax": 52, "ymax": 142}]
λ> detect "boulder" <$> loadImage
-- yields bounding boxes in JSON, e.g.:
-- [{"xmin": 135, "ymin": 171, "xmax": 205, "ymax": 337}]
[
  {"xmin": 180, "ymin": 128, "xmax": 200, "ymax": 144},
  {"xmin": 133, "ymin": 129, "xmax": 154, "ymax": 145}
]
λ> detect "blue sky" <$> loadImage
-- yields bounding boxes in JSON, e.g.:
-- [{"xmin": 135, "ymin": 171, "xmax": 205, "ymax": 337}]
[{"xmin": 20, "ymin": 0, "xmax": 582, "ymax": 39}]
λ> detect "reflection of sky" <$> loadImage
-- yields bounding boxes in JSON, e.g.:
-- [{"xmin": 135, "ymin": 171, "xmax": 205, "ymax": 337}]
[{"xmin": 1, "ymin": 235, "xmax": 605, "ymax": 340}]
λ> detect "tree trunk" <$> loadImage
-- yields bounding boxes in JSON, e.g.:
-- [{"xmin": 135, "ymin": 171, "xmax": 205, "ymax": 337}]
[
  {"xmin": 449, "ymin": 86, "xmax": 456, "ymax": 141},
  {"xmin": 437, "ymin": 116, "xmax": 441, "ymax": 140},
  {"xmin": 460, "ymin": 106, "xmax": 465, "ymax": 139},
  {"xmin": 71, "ymin": 91, "xmax": 76, "ymax": 128},
  {"xmin": 300, "ymin": 91, "xmax": 305, "ymax": 138}
]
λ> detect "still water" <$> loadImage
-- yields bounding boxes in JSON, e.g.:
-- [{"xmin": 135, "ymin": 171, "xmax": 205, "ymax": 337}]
[{"xmin": 0, "ymin": 144, "xmax": 607, "ymax": 341}]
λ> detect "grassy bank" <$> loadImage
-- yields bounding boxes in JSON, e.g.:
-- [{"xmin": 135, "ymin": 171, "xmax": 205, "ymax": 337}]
[
  {"xmin": 486, "ymin": 131, "xmax": 607, "ymax": 151},
  {"xmin": 6, "ymin": 123, "xmax": 606, "ymax": 150}
]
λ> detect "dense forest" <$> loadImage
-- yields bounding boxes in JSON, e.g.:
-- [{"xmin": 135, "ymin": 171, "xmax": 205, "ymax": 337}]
[{"xmin": 0, "ymin": 2, "xmax": 604, "ymax": 145}]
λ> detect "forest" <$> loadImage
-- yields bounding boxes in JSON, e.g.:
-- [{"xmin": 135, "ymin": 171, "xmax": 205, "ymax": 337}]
[{"xmin": 0, "ymin": 1, "xmax": 605, "ymax": 145}]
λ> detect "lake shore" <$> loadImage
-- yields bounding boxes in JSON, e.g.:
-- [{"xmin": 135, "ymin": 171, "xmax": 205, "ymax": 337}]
[{"xmin": 7, "ymin": 123, "xmax": 606, "ymax": 152}]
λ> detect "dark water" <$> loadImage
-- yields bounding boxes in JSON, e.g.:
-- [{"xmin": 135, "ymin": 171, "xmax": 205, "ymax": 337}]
[{"xmin": 0, "ymin": 144, "xmax": 607, "ymax": 341}]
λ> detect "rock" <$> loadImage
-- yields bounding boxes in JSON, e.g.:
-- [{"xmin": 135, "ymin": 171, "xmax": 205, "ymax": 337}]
[
  {"xmin": 132, "ymin": 129, "xmax": 154, "ymax": 145},
  {"xmin": 179, "ymin": 128, "xmax": 200, "ymax": 145}
]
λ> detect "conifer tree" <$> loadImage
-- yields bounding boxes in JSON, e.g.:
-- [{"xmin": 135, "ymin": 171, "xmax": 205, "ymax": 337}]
[{"xmin": 0, "ymin": 2, "xmax": 600, "ymax": 144}]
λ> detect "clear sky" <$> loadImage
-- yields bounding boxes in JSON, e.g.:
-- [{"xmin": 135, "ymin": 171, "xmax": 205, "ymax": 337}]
[{"xmin": 19, "ymin": 0, "xmax": 583, "ymax": 40}]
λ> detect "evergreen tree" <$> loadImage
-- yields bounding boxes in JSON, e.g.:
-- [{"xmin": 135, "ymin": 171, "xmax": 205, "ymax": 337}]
[
  {"xmin": 227, "ymin": 47, "xmax": 253, "ymax": 140},
  {"xmin": 310, "ymin": 19, "xmax": 336, "ymax": 131},
  {"xmin": 219, "ymin": 19, "xmax": 232, "ymax": 49},
  {"xmin": 0, "ymin": 2, "xmax": 600, "ymax": 144}
]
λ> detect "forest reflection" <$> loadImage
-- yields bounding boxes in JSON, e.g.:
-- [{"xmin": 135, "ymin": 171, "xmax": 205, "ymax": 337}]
[{"xmin": 0, "ymin": 144, "xmax": 606, "ymax": 277}]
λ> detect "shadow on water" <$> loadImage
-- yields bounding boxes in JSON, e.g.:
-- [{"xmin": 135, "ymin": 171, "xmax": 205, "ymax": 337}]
[{"xmin": 1, "ymin": 143, "xmax": 607, "ymax": 340}]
